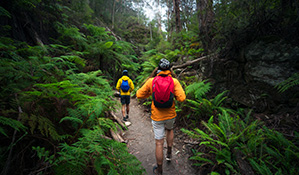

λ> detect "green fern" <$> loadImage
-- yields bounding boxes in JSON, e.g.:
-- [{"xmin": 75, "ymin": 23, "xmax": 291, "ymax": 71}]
[
  {"xmin": 0, "ymin": 6, "xmax": 11, "ymax": 18},
  {"xmin": 186, "ymin": 80, "xmax": 212, "ymax": 100},
  {"xmin": 60, "ymin": 55, "xmax": 86, "ymax": 67},
  {"xmin": 54, "ymin": 126, "xmax": 145, "ymax": 175},
  {"xmin": 211, "ymin": 90, "xmax": 228, "ymax": 107},
  {"xmin": 21, "ymin": 114, "xmax": 70, "ymax": 141},
  {"xmin": 0, "ymin": 116, "xmax": 26, "ymax": 137},
  {"xmin": 83, "ymin": 24, "xmax": 110, "ymax": 40},
  {"xmin": 182, "ymin": 109, "xmax": 299, "ymax": 174},
  {"xmin": 184, "ymin": 81, "xmax": 231, "ymax": 121},
  {"xmin": 275, "ymin": 73, "xmax": 299, "ymax": 93},
  {"xmin": 32, "ymin": 146, "xmax": 58, "ymax": 165}
]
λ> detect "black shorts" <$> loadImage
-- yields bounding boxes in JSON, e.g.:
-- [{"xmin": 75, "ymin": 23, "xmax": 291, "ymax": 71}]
[{"xmin": 120, "ymin": 95, "xmax": 130, "ymax": 105}]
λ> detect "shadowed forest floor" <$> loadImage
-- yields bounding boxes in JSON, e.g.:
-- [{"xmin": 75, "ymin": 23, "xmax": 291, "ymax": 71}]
[{"xmin": 115, "ymin": 97, "xmax": 198, "ymax": 175}]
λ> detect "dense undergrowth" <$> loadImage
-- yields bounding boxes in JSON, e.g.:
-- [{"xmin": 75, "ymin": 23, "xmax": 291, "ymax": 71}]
[
  {"xmin": 0, "ymin": 24, "xmax": 144, "ymax": 174},
  {"xmin": 1, "ymin": 0, "xmax": 299, "ymax": 174},
  {"xmin": 180, "ymin": 81, "xmax": 299, "ymax": 175}
]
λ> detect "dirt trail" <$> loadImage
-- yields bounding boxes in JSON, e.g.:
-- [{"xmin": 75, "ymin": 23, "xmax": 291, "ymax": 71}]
[{"xmin": 115, "ymin": 97, "xmax": 197, "ymax": 175}]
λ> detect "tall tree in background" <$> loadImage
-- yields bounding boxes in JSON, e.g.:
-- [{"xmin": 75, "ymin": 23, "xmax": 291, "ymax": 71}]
[
  {"xmin": 173, "ymin": 0, "xmax": 182, "ymax": 32},
  {"xmin": 166, "ymin": 0, "xmax": 172, "ymax": 38},
  {"xmin": 196, "ymin": 0, "xmax": 214, "ymax": 52},
  {"xmin": 180, "ymin": 0, "xmax": 196, "ymax": 30},
  {"xmin": 156, "ymin": 0, "xmax": 163, "ymax": 34}
]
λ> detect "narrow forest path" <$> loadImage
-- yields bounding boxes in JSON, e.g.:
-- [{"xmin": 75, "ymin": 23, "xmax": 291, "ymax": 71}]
[{"xmin": 114, "ymin": 97, "xmax": 198, "ymax": 175}]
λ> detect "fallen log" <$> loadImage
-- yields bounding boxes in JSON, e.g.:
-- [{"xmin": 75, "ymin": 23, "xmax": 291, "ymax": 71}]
[
  {"xmin": 110, "ymin": 129, "xmax": 126, "ymax": 143},
  {"xmin": 109, "ymin": 110, "xmax": 127, "ymax": 130},
  {"xmin": 105, "ymin": 27, "xmax": 122, "ymax": 41},
  {"xmin": 172, "ymin": 54, "xmax": 216, "ymax": 69}
]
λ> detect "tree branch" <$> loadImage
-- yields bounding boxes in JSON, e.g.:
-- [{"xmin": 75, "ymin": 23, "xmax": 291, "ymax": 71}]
[{"xmin": 172, "ymin": 54, "xmax": 216, "ymax": 69}]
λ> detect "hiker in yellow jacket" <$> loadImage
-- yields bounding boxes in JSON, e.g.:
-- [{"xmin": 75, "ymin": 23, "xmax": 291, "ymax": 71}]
[
  {"xmin": 136, "ymin": 59, "xmax": 186, "ymax": 175},
  {"xmin": 116, "ymin": 70, "xmax": 134, "ymax": 121}
]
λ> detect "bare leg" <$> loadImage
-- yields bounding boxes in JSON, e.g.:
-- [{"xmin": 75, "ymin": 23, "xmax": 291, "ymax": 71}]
[
  {"xmin": 155, "ymin": 139, "xmax": 164, "ymax": 174},
  {"xmin": 126, "ymin": 104, "xmax": 130, "ymax": 116},
  {"xmin": 166, "ymin": 129, "xmax": 173, "ymax": 147},
  {"xmin": 166, "ymin": 129, "xmax": 173, "ymax": 161},
  {"xmin": 122, "ymin": 104, "xmax": 126, "ymax": 117}
]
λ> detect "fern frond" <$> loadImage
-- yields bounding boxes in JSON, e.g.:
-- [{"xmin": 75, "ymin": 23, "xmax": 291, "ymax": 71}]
[
  {"xmin": 60, "ymin": 116, "xmax": 83, "ymax": 124},
  {"xmin": 60, "ymin": 55, "xmax": 86, "ymax": 67},
  {"xmin": 22, "ymin": 114, "xmax": 67, "ymax": 141},
  {"xmin": 0, "ymin": 6, "xmax": 11, "ymax": 18},
  {"xmin": 0, "ymin": 116, "xmax": 26, "ymax": 137},
  {"xmin": 83, "ymin": 24, "xmax": 109, "ymax": 39},
  {"xmin": 186, "ymin": 80, "xmax": 212, "ymax": 100},
  {"xmin": 275, "ymin": 73, "xmax": 299, "ymax": 93},
  {"xmin": 212, "ymin": 90, "xmax": 228, "ymax": 107}
]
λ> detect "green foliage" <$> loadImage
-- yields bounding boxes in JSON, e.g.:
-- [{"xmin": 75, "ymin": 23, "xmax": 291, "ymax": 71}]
[
  {"xmin": 186, "ymin": 80, "xmax": 212, "ymax": 100},
  {"xmin": 21, "ymin": 114, "xmax": 70, "ymax": 141},
  {"xmin": 213, "ymin": 0, "xmax": 299, "ymax": 51},
  {"xmin": 184, "ymin": 80, "xmax": 233, "ymax": 124},
  {"xmin": 0, "ymin": 6, "xmax": 11, "ymax": 18},
  {"xmin": 83, "ymin": 24, "xmax": 110, "ymax": 40},
  {"xmin": 0, "ymin": 116, "xmax": 26, "ymax": 137},
  {"xmin": 81, "ymin": 24, "xmax": 139, "ymax": 78},
  {"xmin": 53, "ymin": 126, "xmax": 145, "ymax": 175},
  {"xmin": 182, "ymin": 110, "xmax": 299, "ymax": 174},
  {"xmin": 275, "ymin": 73, "xmax": 299, "ymax": 93},
  {"xmin": 32, "ymin": 146, "xmax": 58, "ymax": 165},
  {"xmin": 0, "ymin": 24, "xmax": 143, "ymax": 173},
  {"xmin": 55, "ymin": 22, "xmax": 87, "ymax": 50}
]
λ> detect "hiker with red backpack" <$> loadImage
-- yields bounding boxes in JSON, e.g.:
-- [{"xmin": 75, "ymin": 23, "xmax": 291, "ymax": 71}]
[
  {"xmin": 136, "ymin": 59, "xmax": 186, "ymax": 175},
  {"xmin": 116, "ymin": 70, "xmax": 135, "ymax": 121}
]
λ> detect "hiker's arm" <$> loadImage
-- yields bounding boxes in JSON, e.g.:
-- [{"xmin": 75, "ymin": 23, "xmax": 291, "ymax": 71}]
[
  {"xmin": 116, "ymin": 79, "xmax": 121, "ymax": 91},
  {"xmin": 136, "ymin": 79, "xmax": 152, "ymax": 99},
  {"xmin": 129, "ymin": 79, "xmax": 135, "ymax": 92},
  {"xmin": 173, "ymin": 79, "xmax": 186, "ymax": 102}
]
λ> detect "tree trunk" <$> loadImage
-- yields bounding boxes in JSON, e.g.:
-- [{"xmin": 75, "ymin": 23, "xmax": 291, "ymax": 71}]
[
  {"xmin": 112, "ymin": 0, "xmax": 116, "ymax": 29},
  {"xmin": 166, "ymin": 0, "xmax": 172, "ymax": 39},
  {"xmin": 157, "ymin": 0, "xmax": 162, "ymax": 34},
  {"xmin": 196, "ymin": 0, "xmax": 214, "ymax": 52},
  {"xmin": 173, "ymin": 0, "xmax": 181, "ymax": 32},
  {"xmin": 150, "ymin": 23, "xmax": 153, "ymax": 41}
]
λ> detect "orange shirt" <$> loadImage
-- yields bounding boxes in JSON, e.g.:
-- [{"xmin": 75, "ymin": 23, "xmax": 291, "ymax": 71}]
[{"xmin": 136, "ymin": 70, "xmax": 186, "ymax": 121}]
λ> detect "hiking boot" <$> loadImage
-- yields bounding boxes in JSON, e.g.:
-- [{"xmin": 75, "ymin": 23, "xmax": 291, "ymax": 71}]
[
  {"xmin": 166, "ymin": 147, "xmax": 172, "ymax": 161},
  {"xmin": 125, "ymin": 115, "xmax": 129, "ymax": 120},
  {"xmin": 153, "ymin": 165, "xmax": 163, "ymax": 175},
  {"xmin": 166, "ymin": 152, "xmax": 172, "ymax": 161},
  {"xmin": 123, "ymin": 116, "xmax": 127, "ymax": 121}
]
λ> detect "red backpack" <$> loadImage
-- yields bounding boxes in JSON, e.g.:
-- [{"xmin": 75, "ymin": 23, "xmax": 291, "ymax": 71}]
[{"xmin": 152, "ymin": 74, "xmax": 174, "ymax": 108}]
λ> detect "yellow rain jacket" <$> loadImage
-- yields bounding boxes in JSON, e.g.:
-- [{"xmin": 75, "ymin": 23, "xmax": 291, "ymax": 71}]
[
  {"xmin": 136, "ymin": 70, "xmax": 186, "ymax": 121},
  {"xmin": 116, "ymin": 75, "xmax": 134, "ymax": 95}
]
